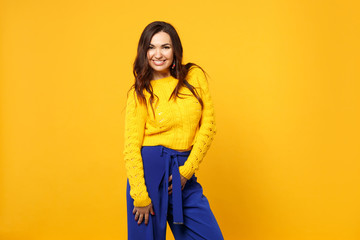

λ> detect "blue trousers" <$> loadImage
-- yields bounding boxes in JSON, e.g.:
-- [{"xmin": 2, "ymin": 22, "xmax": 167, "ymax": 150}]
[{"xmin": 126, "ymin": 145, "xmax": 224, "ymax": 240}]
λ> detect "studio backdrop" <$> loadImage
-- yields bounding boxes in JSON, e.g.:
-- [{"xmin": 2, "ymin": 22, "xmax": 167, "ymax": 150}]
[{"xmin": 1, "ymin": 0, "xmax": 359, "ymax": 239}]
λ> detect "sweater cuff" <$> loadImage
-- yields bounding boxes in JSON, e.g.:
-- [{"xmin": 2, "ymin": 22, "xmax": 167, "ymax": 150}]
[
  {"xmin": 133, "ymin": 195, "xmax": 152, "ymax": 207},
  {"xmin": 179, "ymin": 165, "xmax": 195, "ymax": 180}
]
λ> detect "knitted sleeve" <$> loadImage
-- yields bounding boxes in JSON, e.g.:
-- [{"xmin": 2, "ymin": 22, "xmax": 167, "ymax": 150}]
[
  {"xmin": 123, "ymin": 88, "xmax": 152, "ymax": 207},
  {"xmin": 179, "ymin": 67, "xmax": 217, "ymax": 179}
]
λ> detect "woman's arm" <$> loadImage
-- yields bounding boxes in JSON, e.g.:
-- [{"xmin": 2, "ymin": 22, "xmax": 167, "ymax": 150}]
[
  {"xmin": 179, "ymin": 67, "xmax": 217, "ymax": 180},
  {"xmin": 123, "ymin": 88, "xmax": 152, "ymax": 207}
]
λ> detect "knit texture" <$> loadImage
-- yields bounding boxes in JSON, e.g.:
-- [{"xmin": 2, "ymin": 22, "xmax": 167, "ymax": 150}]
[{"xmin": 123, "ymin": 66, "xmax": 216, "ymax": 207}]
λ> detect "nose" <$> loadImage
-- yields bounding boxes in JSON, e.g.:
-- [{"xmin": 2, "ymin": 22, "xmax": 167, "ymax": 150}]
[{"xmin": 154, "ymin": 48, "xmax": 162, "ymax": 58}]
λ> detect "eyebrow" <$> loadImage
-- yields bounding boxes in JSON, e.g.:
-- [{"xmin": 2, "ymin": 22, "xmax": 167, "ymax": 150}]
[{"xmin": 149, "ymin": 43, "xmax": 172, "ymax": 47}]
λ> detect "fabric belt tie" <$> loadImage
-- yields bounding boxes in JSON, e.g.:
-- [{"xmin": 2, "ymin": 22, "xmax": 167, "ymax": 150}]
[{"xmin": 160, "ymin": 146, "xmax": 186, "ymax": 224}]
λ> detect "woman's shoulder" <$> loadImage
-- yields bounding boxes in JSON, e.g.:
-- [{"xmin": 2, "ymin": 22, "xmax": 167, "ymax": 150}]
[
  {"xmin": 126, "ymin": 86, "xmax": 149, "ymax": 105},
  {"xmin": 185, "ymin": 64, "xmax": 207, "ymax": 86},
  {"xmin": 127, "ymin": 85, "xmax": 148, "ymax": 97},
  {"xmin": 187, "ymin": 64, "xmax": 205, "ymax": 77},
  {"xmin": 126, "ymin": 86, "xmax": 138, "ymax": 100}
]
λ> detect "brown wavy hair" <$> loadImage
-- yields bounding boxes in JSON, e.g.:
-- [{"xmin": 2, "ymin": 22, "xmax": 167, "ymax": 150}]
[{"xmin": 129, "ymin": 21, "xmax": 207, "ymax": 118}]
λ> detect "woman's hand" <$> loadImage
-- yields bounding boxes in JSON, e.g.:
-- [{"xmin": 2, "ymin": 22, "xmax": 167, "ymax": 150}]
[
  {"xmin": 168, "ymin": 174, "xmax": 187, "ymax": 195},
  {"xmin": 132, "ymin": 203, "xmax": 154, "ymax": 225}
]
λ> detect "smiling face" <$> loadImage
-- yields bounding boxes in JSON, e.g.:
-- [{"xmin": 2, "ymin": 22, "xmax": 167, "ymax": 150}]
[{"xmin": 147, "ymin": 31, "xmax": 174, "ymax": 80}]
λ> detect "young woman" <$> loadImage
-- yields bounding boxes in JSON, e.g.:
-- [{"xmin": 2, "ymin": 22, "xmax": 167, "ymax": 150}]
[{"xmin": 124, "ymin": 21, "xmax": 223, "ymax": 240}]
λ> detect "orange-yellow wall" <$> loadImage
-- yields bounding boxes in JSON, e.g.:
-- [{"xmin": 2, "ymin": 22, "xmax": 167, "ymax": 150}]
[{"xmin": 1, "ymin": 1, "xmax": 359, "ymax": 239}]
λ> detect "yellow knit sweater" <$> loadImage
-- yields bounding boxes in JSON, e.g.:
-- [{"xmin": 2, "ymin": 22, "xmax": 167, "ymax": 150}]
[{"xmin": 123, "ymin": 66, "xmax": 216, "ymax": 207}]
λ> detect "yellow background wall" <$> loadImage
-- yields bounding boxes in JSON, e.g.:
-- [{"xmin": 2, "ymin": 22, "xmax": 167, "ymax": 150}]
[{"xmin": 1, "ymin": 0, "xmax": 359, "ymax": 239}]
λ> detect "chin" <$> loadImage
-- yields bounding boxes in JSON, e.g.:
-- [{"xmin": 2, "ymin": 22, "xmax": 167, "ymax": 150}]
[{"xmin": 151, "ymin": 65, "xmax": 171, "ymax": 72}]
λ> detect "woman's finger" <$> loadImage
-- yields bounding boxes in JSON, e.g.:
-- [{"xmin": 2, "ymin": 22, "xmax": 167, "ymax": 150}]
[
  {"xmin": 168, "ymin": 184, "xmax": 172, "ymax": 191},
  {"xmin": 144, "ymin": 213, "xmax": 149, "ymax": 225},
  {"xmin": 132, "ymin": 207, "xmax": 136, "ymax": 214},
  {"xmin": 168, "ymin": 175, "xmax": 172, "ymax": 182},
  {"xmin": 134, "ymin": 211, "xmax": 139, "ymax": 221},
  {"xmin": 150, "ymin": 206, "xmax": 155, "ymax": 216},
  {"xmin": 138, "ymin": 214, "xmax": 144, "ymax": 225}
]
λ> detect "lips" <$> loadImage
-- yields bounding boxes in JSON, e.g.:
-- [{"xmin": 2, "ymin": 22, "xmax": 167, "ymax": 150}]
[{"xmin": 152, "ymin": 60, "xmax": 166, "ymax": 66}]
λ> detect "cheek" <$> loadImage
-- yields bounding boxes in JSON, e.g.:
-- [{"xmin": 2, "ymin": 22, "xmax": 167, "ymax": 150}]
[
  {"xmin": 147, "ymin": 49, "xmax": 155, "ymax": 59},
  {"xmin": 167, "ymin": 50, "xmax": 174, "ymax": 59}
]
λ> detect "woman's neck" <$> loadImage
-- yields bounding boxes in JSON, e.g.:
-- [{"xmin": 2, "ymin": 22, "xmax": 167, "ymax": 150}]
[{"xmin": 152, "ymin": 71, "xmax": 170, "ymax": 80}]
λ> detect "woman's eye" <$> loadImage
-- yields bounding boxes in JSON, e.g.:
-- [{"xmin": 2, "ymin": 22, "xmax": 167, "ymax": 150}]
[
  {"xmin": 149, "ymin": 46, "xmax": 154, "ymax": 49},
  {"xmin": 164, "ymin": 46, "xmax": 170, "ymax": 49}
]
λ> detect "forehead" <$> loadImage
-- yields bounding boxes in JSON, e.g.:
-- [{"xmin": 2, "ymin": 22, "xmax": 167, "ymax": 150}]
[{"xmin": 150, "ymin": 31, "xmax": 172, "ymax": 45}]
